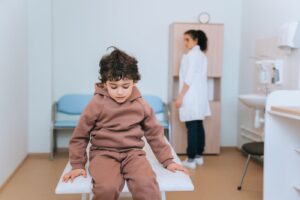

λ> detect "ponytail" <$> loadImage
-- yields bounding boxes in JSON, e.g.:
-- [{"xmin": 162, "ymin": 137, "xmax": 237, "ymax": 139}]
[{"xmin": 184, "ymin": 29, "xmax": 208, "ymax": 51}]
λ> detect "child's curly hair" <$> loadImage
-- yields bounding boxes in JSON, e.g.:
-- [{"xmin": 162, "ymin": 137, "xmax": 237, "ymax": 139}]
[{"xmin": 99, "ymin": 47, "xmax": 141, "ymax": 83}]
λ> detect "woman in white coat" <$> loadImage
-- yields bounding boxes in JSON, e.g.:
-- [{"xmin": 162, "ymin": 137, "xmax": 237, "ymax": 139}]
[{"xmin": 175, "ymin": 29, "xmax": 211, "ymax": 169}]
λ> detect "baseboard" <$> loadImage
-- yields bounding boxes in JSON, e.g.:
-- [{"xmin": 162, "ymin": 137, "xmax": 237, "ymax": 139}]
[
  {"xmin": 27, "ymin": 153, "xmax": 50, "ymax": 159},
  {"xmin": 223, "ymin": 146, "xmax": 242, "ymax": 152},
  {"xmin": 0, "ymin": 154, "xmax": 28, "ymax": 191},
  {"xmin": 56, "ymin": 147, "xmax": 69, "ymax": 153}
]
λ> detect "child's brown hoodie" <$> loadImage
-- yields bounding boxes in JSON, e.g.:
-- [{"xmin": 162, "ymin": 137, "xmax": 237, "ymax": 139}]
[{"xmin": 69, "ymin": 83, "xmax": 174, "ymax": 170}]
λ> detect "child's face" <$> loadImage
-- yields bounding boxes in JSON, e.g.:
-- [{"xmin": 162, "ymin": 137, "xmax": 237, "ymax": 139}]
[{"xmin": 105, "ymin": 79, "xmax": 135, "ymax": 103}]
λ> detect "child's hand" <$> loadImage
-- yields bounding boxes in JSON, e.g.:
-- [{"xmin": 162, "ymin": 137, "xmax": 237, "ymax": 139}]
[
  {"xmin": 62, "ymin": 169, "xmax": 87, "ymax": 183},
  {"xmin": 167, "ymin": 163, "xmax": 190, "ymax": 176}
]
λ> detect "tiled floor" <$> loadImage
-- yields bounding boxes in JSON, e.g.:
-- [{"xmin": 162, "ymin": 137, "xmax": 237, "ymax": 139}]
[{"xmin": 0, "ymin": 148, "xmax": 263, "ymax": 200}]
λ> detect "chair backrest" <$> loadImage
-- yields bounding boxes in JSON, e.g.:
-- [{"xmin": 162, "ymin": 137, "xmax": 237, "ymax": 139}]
[
  {"xmin": 56, "ymin": 94, "xmax": 164, "ymax": 115},
  {"xmin": 143, "ymin": 95, "xmax": 164, "ymax": 114},
  {"xmin": 56, "ymin": 94, "xmax": 93, "ymax": 115}
]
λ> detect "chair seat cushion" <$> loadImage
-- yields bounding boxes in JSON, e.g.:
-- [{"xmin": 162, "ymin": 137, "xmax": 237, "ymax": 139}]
[
  {"xmin": 54, "ymin": 120, "xmax": 78, "ymax": 128},
  {"xmin": 242, "ymin": 142, "xmax": 264, "ymax": 156}
]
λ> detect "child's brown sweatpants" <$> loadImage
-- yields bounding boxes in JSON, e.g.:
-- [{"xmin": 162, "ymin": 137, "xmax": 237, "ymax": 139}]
[{"xmin": 88, "ymin": 148, "xmax": 161, "ymax": 200}]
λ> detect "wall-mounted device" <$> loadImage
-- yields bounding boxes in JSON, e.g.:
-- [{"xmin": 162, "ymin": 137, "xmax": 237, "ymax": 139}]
[
  {"xmin": 271, "ymin": 59, "xmax": 284, "ymax": 85},
  {"xmin": 256, "ymin": 60, "xmax": 270, "ymax": 84},
  {"xmin": 256, "ymin": 59, "xmax": 284, "ymax": 85},
  {"xmin": 277, "ymin": 21, "xmax": 300, "ymax": 52}
]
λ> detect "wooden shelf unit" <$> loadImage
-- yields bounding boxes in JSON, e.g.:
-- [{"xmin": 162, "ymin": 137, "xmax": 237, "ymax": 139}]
[{"xmin": 168, "ymin": 23, "xmax": 224, "ymax": 154}]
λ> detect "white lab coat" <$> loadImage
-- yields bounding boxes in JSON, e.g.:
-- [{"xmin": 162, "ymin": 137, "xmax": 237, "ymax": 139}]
[{"xmin": 178, "ymin": 45, "xmax": 211, "ymax": 122}]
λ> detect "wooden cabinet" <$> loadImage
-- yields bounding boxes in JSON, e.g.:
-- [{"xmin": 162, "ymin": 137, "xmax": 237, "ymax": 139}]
[
  {"xmin": 168, "ymin": 23, "xmax": 223, "ymax": 154},
  {"xmin": 169, "ymin": 101, "xmax": 221, "ymax": 154},
  {"xmin": 169, "ymin": 23, "xmax": 224, "ymax": 78}
]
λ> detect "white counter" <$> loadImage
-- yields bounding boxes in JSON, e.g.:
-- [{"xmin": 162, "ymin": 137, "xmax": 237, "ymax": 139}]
[{"xmin": 264, "ymin": 90, "xmax": 300, "ymax": 200}]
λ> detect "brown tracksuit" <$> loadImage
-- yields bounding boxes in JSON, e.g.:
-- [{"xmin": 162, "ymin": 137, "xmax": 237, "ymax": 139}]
[{"xmin": 69, "ymin": 83, "xmax": 175, "ymax": 200}]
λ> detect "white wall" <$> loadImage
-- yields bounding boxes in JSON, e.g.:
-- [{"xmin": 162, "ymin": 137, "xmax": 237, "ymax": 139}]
[
  {"xmin": 238, "ymin": 0, "xmax": 300, "ymax": 146},
  {"xmin": 6, "ymin": 0, "xmax": 300, "ymax": 189},
  {"xmin": 0, "ymin": 0, "xmax": 28, "ymax": 187},
  {"xmin": 2, "ymin": 0, "xmax": 298, "ymax": 163},
  {"xmin": 240, "ymin": 0, "xmax": 300, "ymax": 93},
  {"xmin": 27, "ymin": 0, "xmax": 53, "ymax": 153},
  {"xmin": 52, "ymin": 0, "xmax": 242, "ymax": 148}
]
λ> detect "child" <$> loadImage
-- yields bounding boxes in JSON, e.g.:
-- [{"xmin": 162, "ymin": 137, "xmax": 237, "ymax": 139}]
[{"xmin": 63, "ymin": 47, "xmax": 189, "ymax": 200}]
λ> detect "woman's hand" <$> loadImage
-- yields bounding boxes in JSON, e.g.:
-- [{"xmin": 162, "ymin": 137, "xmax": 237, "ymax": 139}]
[
  {"xmin": 175, "ymin": 96, "xmax": 183, "ymax": 108},
  {"xmin": 176, "ymin": 84, "xmax": 189, "ymax": 108},
  {"xmin": 62, "ymin": 169, "xmax": 87, "ymax": 183},
  {"xmin": 167, "ymin": 163, "xmax": 190, "ymax": 176}
]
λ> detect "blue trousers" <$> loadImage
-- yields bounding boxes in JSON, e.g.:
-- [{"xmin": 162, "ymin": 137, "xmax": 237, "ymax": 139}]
[{"xmin": 185, "ymin": 120, "xmax": 205, "ymax": 159}]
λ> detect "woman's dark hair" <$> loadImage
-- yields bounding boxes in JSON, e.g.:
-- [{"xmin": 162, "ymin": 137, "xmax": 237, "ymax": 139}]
[
  {"xmin": 98, "ymin": 47, "xmax": 141, "ymax": 83},
  {"xmin": 184, "ymin": 29, "xmax": 208, "ymax": 51}
]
